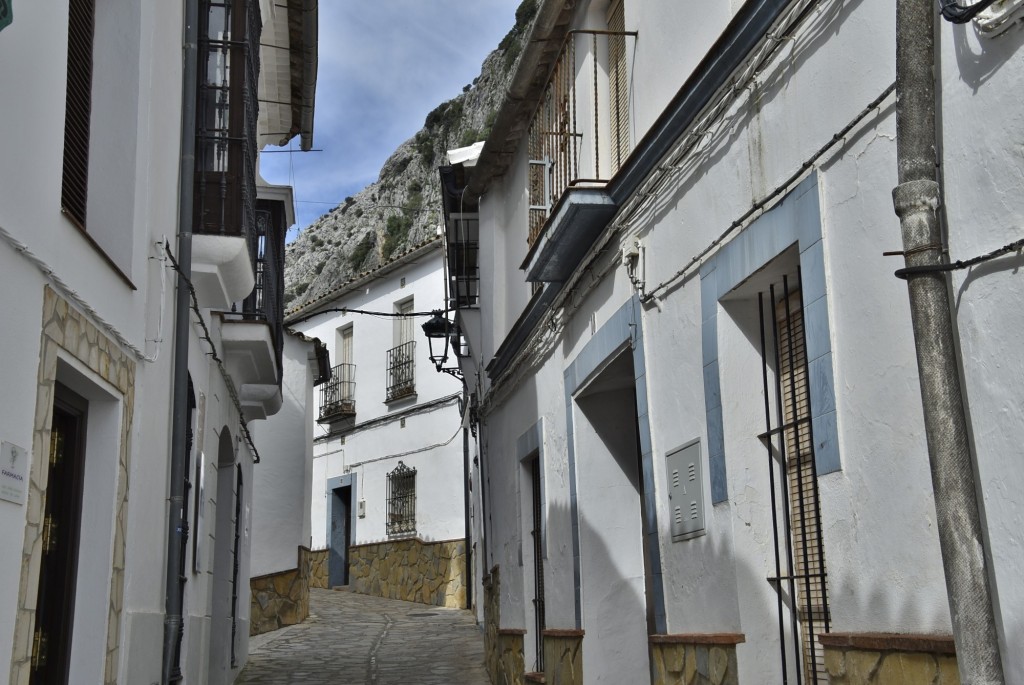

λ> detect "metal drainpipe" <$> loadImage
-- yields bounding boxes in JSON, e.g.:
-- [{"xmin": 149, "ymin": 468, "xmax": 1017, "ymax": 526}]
[
  {"xmin": 462, "ymin": 391, "xmax": 473, "ymax": 611},
  {"xmin": 162, "ymin": 0, "xmax": 199, "ymax": 682},
  {"xmin": 891, "ymin": 1, "xmax": 1004, "ymax": 682}
]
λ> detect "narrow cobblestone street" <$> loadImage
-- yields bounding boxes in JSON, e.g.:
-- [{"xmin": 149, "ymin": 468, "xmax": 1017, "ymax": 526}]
[{"xmin": 236, "ymin": 589, "xmax": 489, "ymax": 684}]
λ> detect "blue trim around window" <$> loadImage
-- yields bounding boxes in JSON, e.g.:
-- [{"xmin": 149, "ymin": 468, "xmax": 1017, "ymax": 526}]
[{"xmin": 700, "ymin": 173, "xmax": 840, "ymax": 505}]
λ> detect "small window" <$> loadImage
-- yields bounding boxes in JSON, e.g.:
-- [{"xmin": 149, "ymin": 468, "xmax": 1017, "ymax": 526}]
[
  {"xmin": 386, "ymin": 299, "xmax": 416, "ymax": 402},
  {"xmin": 61, "ymin": 0, "xmax": 96, "ymax": 228},
  {"xmin": 386, "ymin": 462, "xmax": 416, "ymax": 537}
]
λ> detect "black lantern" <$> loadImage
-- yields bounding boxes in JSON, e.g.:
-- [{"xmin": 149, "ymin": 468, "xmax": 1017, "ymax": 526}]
[{"xmin": 421, "ymin": 311, "xmax": 462, "ymax": 378}]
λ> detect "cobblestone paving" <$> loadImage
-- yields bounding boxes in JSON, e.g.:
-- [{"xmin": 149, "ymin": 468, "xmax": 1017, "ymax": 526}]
[{"xmin": 236, "ymin": 588, "xmax": 490, "ymax": 685}]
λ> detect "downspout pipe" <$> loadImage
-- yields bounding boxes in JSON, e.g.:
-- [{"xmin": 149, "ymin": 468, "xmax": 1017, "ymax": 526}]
[
  {"xmin": 891, "ymin": 1, "xmax": 1004, "ymax": 682},
  {"xmin": 462, "ymin": 393, "xmax": 473, "ymax": 611},
  {"xmin": 162, "ymin": 0, "xmax": 199, "ymax": 682}
]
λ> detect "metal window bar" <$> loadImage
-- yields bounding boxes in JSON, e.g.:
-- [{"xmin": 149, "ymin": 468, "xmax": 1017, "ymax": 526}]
[
  {"xmin": 531, "ymin": 457, "xmax": 546, "ymax": 672},
  {"xmin": 386, "ymin": 462, "xmax": 416, "ymax": 537},
  {"xmin": 385, "ymin": 340, "xmax": 416, "ymax": 402},
  {"xmin": 194, "ymin": 0, "xmax": 260, "ymax": 238},
  {"xmin": 242, "ymin": 208, "xmax": 285, "ymax": 382},
  {"xmin": 448, "ymin": 216, "xmax": 480, "ymax": 308},
  {"xmin": 758, "ymin": 273, "xmax": 830, "ymax": 685},
  {"xmin": 318, "ymin": 363, "xmax": 356, "ymax": 421},
  {"xmin": 525, "ymin": 29, "xmax": 637, "ymax": 249}
]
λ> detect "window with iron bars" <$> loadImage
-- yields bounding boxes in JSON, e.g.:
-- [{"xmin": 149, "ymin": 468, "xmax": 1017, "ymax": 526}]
[
  {"xmin": 526, "ymin": 18, "xmax": 636, "ymax": 249},
  {"xmin": 386, "ymin": 462, "xmax": 416, "ymax": 537},
  {"xmin": 194, "ymin": 0, "xmax": 260, "ymax": 239},
  {"xmin": 757, "ymin": 274, "xmax": 831, "ymax": 685},
  {"xmin": 385, "ymin": 341, "xmax": 416, "ymax": 402},
  {"xmin": 318, "ymin": 363, "xmax": 356, "ymax": 422},
  {"xmin": 447, "ymin": 214, "xmax": 480, "ymax": 309},
  {"xmin": 387, "ymin": 299, "xmax": 416, "ymax": 402}
]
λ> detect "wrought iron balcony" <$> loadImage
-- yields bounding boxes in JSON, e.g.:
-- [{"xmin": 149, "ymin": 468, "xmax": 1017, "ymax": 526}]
[
  {"xmin": 193, "ymin": 0, "xmax": 261, "ymax": 240},
  {"xmin": 385, "ymin": 340, "xmax": 416, "ymax": 402},
  {"xmin": 527, "ymin": 29, "xmax": 636, "ymax": 249},
  {"xmin": 318, "ymin": 363, "xmax": 356, "ymax": 422}
]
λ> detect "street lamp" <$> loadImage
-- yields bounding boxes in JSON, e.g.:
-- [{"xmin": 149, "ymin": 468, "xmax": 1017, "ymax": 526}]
[{"xmin": 421, "ymin": 311, "xmax": 463, "ymax": 379}]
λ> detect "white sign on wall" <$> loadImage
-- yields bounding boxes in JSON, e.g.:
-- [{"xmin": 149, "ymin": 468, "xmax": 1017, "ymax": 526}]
[{"xmin": 0, "ymin": 441, "xmax": 29, "ymax": 506}]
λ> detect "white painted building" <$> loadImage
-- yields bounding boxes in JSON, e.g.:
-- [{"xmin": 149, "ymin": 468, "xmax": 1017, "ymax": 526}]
[
  {"xmin": 446, "ymin": 0, "xmax": 1024, "ymax": 683},
  {"xmin": 0, "ymin": 1, "xmax": 316, "ymax": 683},
  {"xmin": 287, "ymin": 240, "xmax": 472, "ymax": 605}
]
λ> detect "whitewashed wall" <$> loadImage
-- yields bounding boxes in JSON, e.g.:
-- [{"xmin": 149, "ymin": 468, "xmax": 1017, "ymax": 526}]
[
  {"xmin": 296, "ymin": 248, "xmax": 467, "ymax": 551},
  {"xmin": 474, "ymin": 0, "xmax": 1024, "ymax": 681},
  {"xmin": 250, "ymin": 334, "xmax": 316, "ymax": 576}
]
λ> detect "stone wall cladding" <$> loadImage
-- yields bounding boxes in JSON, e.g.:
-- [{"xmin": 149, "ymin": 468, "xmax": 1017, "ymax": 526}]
[
  {"xmin": 497, "ymin": 630, "xmax": 526, "ymax": 685},
  {"xmin": 11, "ymin": 288, "xmax": 136, "ymax": 685},
  {"xmin": 306, "ymin": 547, "xmax": 328, "ymax": 589},
  {"xmin": 249, "ymin": 546, "xmax": 329, "ymax": 636},
  {"xmin": 543, "ymin": 630, "xmax": 583, "ymax": 685},
  {"xmin": 649, "ymin": 634, "xmax": 744, "ymax": 685},
  {"xmin": 348, "ymin": 537, "xmax": 467, "ymax": 608},
  {"xmin": 820, "ymin": 633, "xmax": 960, "ymax": 684}
]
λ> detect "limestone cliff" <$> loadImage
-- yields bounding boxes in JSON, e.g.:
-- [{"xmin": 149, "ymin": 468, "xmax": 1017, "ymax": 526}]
[{"xmin": 283, "ymin": 1, "xmax": 537, "ymax": 311}]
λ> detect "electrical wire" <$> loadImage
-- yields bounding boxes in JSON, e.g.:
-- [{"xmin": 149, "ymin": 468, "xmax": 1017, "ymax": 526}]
[
  {"xmin": 164, "ymin": 244, "xmax": 263, "ymax": 464},
  {"xmin": 287, "ymin": 305, "xmax": 453, "ymax": 326},
  {"xmin": 345, "ymin": 421, "xmax": 462, "ymax": 469}
]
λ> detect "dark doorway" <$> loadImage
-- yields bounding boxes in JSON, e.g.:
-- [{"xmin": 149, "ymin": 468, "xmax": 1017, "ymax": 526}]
[
  {"xmin": 329, "ymin": 486, "xmax": 352, "ymax": 587},
  {"xmin": 529, "ymin": 456, "xmax": 545, "ymax": 671},
  {"xmin": 31, "ymin": 384, "xmax": 88, "ymax": 684}
]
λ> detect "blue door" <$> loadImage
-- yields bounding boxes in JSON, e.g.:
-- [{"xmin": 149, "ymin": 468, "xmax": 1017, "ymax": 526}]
[{"xmin": 329, "ymin": 487, "xmax": 351, "ymax": 587}]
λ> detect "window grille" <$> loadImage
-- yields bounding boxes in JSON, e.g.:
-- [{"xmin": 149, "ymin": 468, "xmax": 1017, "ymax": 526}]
[
  {"xmin": 61, "ymin": 0, "xmax": 95, "ymax": 228},
  {"xmin": 194, "ymin": 0, "xmax": 260, "ymax": 238},
  {"xmin": 387, "ymin": 301, "xmax": 416, "ymax": 401},
  {"xmin": 525, "ymin": 26, "xmax": 637, "ymax": 248},
  {"xmin": 318, "ymin": 363, "xmax": 356, "ymax": 421},
  {"xmin": 758, "ymin": 274, "xmax": 830, "ymax": 684},
  {"xmin": 448, "ymin": 215, "xmax": 480, "ymax": 308},
  {"xmin": 385, "ymin": 341, "xmax": 416, "ymax": 402},
  {"xmin": 386, "ymin": 462, "xmax": 416, "ymax": 537}
]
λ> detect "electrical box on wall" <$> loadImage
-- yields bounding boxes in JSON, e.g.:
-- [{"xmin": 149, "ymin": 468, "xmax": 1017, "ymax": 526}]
[
  {"xmin": 667, "ymin": 440, "xmax": 705, "ymax": 541},
  {"xmin": 357, "ymin": 500, "xmax": 366, "ymax": 518}
]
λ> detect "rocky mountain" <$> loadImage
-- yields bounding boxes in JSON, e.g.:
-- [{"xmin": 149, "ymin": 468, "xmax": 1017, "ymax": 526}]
[{"xmin": 283, "ymin": 0, "xmax": 537, "ymax": 311}]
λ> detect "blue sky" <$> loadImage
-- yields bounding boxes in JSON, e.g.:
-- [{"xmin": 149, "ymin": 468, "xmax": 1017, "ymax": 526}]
[{"xmin": 259, "ymin": 1, "xmax": 521, "ymax": 238}]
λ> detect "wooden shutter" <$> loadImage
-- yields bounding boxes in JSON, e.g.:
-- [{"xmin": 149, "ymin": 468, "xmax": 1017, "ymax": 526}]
[
  {"xmin": 607, "ymin": 0, "xmax": 629, "ymax": 174},
  {"xmin": 776, "ymin": 291, "xmax": 829, "ymax": 684},
  {"xmin": 61, "ymin": 0, "xmax": 95, "ymax": 228}
]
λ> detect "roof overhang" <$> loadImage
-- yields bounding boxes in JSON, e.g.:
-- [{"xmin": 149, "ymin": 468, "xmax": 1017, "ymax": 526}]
[{"xmin": 258, "ymin": 0, "xmax": 318, "ymax": 150}]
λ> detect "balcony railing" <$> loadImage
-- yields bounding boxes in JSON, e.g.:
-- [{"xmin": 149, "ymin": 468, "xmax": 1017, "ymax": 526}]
[
  {"xmin": 447, "ymin": 215, "xmax": 479, "ymax": 309},
  {"xmin": 385, "ymin": 340, "xmax": 416, "ymax": 402},
  {"xmin": 240, "ymin": 207, "xmax": 285, "ymax": 382},
  {"xmin": 527, "ymin": 29, "xmax": 636, "ymax": 248},
  {"xmin": 318, "ymin": 363, "xmax": 356, "ymax": 422},
  {"xmin": 194, "ymin": 0, "xmax": 261, "ymax": 238}
]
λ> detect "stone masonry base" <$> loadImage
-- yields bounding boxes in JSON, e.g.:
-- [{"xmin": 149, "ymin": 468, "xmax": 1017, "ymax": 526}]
[
  {"xmin": 819, "ymin": 633, "xmax": 959, "ymax": 684},
  {"xmin": 348, "ymin": 537, "xmax": 467, "ymax": 608},
  {"xmin": 543, "ymin": 629, "xmax": 584, "ymax": 685},
  {"xmin": 249, "ymin": 547, "xmax": 328, "ymax": 636},
  {"xmin": 649, "ymin": 634, "xmax": 745, "ymax": 685}
]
